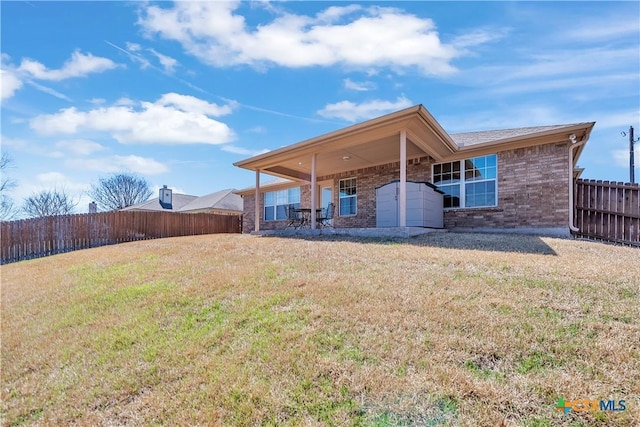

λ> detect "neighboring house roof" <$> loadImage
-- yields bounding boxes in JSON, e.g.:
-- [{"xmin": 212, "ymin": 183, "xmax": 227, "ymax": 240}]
[
  {"xmin": 179, "ymin": 189, "xmax": 243, "ymax": 212},
  {"xmin": 122, "ymin": 189, "xmax": 242, "ymax": 213},
  {"xmin": 122, "ymin": 194, "xmax": 198, "ymax": 212},
  {"xmin": 233, "ymin": 104, "xmax": 595, "ymax": 189}
]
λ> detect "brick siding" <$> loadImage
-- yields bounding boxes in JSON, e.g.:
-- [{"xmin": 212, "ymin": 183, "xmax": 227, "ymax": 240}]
[
  {"xmin": 445, "ymin": 142, "xmax": 570, "ymax": 228},
  {"xmin": 242, "ymin": 141, "xmax": 570, "ymax": 232}
]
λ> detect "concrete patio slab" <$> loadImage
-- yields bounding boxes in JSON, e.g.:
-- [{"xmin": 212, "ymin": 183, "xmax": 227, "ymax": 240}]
[{"xmin": 251, "ymin": 227, "xmax": 447, "ymax": 238}]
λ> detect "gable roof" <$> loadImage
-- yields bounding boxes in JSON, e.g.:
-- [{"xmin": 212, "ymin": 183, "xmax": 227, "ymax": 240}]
[
  {"xmin": 179, "ymin": 189, "xmax": 243, "ymax": 212},
  {"xmin": 122, "ymin": 189, "xmax": 242, "ymax": 213},
  {"xmin": 234, "ymin": 104, "xmax": 594, "ymax": 183},
  {"xmin": 122, "ymin": 194, "xmax": 197, "ymax": 212},
  {"xmin": 450, "ymin": 124, "xmax": 593, "ymax": 147}
]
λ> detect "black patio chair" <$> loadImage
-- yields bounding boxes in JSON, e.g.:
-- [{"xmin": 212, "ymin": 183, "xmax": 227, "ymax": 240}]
[
  {"xmin": 286, "ymin": 205, "xmax": 303, "ymax": 229},
  {"xmin": 317, "ymin": 202, "xmax": 335, "ymax": 228}
]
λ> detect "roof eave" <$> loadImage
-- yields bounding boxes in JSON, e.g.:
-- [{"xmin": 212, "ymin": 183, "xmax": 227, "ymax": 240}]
[
  {"xmin": 233, "ymin": 104, "xmax": 427, "ymax": 171},
  {"xmin": 449, "ymin": 122, "xmax": 595, "ymax": 161}
]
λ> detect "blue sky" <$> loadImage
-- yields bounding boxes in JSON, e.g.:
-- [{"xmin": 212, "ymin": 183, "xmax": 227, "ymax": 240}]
[{"xmin": 1, "ymin": 1, "xmax": 639, "ymax": 215}]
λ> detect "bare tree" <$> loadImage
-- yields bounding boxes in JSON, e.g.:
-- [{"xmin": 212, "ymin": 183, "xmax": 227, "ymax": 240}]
[
  {"xmin": 88, "ymin": 173, "xmax": 152, "ymax": 211},
  {"xmin": 22, "ymin": 190, "xmax": 78, "ymax": 218},
  {"xmin": 1, "ymin": 153, "xmax": 19, "ymax": 220}
]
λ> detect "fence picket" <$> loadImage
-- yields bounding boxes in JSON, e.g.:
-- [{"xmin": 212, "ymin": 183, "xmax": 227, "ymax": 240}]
[
  {"xmin": 1, "ymin": 211, "xmax": 241, "ymax": 264},
  {"xmin": 574, "ymin": 179, "xmax": 640, "ymax": 247}
]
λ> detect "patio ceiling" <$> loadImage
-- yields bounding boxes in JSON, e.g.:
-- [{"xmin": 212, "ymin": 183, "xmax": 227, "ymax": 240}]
[{"xmin": 234, "ymin": 105, "xmax": 458, "ymax": 182}]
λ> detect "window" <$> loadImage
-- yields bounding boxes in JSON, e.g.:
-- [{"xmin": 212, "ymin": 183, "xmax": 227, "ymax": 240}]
[
  {"xmin": 264, "ymin": 188, "xmax": 300, "ymax": 221},
  {"xmin": 433, "ymin": 154, "xmax": 497, "ymax": 208},
  {"xmin": 433, "ymin": 161, "xmax": 461, "ymax": 208},
  {"xmin": 339, "ymin": 178, "xmax": 357, "ymax": 216}
]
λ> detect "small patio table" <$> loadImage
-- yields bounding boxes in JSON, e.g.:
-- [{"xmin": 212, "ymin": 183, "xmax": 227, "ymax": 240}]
[{"xmin": 293, "ymin": 208, "xmax": 322, "ymax": 229}]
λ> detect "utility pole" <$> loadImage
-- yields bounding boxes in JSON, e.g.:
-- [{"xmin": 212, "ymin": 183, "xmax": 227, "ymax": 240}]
[{"xmin": 630, "ymin": 126, "xmax": 635, "ymax": 184}]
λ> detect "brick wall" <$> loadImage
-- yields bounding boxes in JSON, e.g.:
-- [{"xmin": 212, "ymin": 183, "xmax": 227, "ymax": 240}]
[
  {"xmin": 241, "ymin": 194, "xmax": 256, "ymax": 232},
  {"xmin": 444, "ymin": 142, "xmax": 569, "ymax": 229},
  {"xmin": 241, "ymin": 193, "xmax": 292, "ymax": 232},
  {"xmin": 241, "ymin": 141, "xmax": 571, "ymax": 232}
]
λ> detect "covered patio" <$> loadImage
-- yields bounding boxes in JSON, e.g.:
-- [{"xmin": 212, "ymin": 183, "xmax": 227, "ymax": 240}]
[{"xmin": 234, "ymin": 105, "xmax": 457, "ymax": 232}]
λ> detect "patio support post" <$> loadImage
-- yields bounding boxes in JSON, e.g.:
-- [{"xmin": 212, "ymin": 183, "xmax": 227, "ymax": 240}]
[
  {"xmin": 255, "ymin": 169, "xmax": 260, "ymax": 232},
  {"xmin": 311, "ymin": 153, "xmax": 317, "ymax": 229},
  {"xmin": 399, "ymin": 129, "xmax": 407, "ymax": 227}
]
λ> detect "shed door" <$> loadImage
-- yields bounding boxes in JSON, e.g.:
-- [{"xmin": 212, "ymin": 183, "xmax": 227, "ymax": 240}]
[{"xmin": 376, "ymin": 183, "xmax": 398, "ymax": 227}]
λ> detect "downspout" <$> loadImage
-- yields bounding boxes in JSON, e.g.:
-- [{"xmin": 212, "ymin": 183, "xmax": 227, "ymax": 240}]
[{"xmin": 568, "ymin": 134, "xmax": 587, "ymax": 232}]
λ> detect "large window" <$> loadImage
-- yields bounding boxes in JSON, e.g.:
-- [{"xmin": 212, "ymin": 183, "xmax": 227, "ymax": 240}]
[
  {"xmin": 433, "ymin": 154, "xmax": 497, "ymax": 208},
  {"xmin": 264, "ymin": 188, "xmax": 300, "ymax": 221},
  {"xmin": 339, "ymin": 178, "xmax": 357, "ymax": 216}
]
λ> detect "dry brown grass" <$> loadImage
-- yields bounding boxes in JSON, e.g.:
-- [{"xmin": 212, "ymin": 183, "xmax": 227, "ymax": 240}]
[{"xmin": 1, "ymin": 233, "xmax": 638, "ymax": 426}]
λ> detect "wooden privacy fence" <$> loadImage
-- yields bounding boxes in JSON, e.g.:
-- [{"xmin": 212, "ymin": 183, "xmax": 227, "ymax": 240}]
[
  {"xmin": 0, "ymin": 211, "xmax": 241, "ymax": 264},
  {"xmin": 574, "ymin": 179, "xmax": 640, "ymax": 246}
]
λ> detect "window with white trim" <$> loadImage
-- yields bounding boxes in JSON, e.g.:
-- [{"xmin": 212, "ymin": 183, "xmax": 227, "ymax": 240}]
[
  {"xmin": 433, "ymin": 154, "xmax": 497, "ymax": 208},
  {"xmin": 338, "ymin": 178, "xmax": 357, "ymax": 216},
  {"xmin": 264, "ymin": 188, "xmax": 300, "ymax": 221}
]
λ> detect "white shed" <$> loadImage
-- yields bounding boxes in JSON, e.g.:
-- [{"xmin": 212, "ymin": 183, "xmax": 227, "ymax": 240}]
[{"xmin": 376, "ymin": 181, "xmax": 444, "ymax": 228}]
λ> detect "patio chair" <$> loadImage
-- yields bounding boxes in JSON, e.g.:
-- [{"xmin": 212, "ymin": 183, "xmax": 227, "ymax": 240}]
[
  {"xmin": 317, "ymin": 202, "xmax": 335, "ymax": 228},
  {"xmin": 285, "ymin": 205, "xmax": 303, "ymax": 229}
]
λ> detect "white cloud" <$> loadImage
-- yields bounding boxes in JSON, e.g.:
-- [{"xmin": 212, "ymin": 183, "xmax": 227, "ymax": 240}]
[
  {"xmin": 563, "ymin": 18, "xmax": 639, "ymax": 42},
  {"xmin": 36, "ymin": 171, "xmax": 72, "ymax": 185},
  {"xmin": 1, "ymin": 69, "xmax": 23, "ymax": 101},
  {"xmin": 485, "ymin": 73, "xmax": 639, "ymax": 98},
  {"xmin": 149, "ymin": 48, "xmax": 179, "ymax": 73},
  {"xmin": 343, "ymin": 78, "xmax": 376, "ymax": 91},
  {"xmin": 612, "ymin": 146, "xmax": 640, "ymax": 170},
  {"xmin": 28, "ymin": 171, "xmax": 88, "ymax": 195},
  {"xmin": 315, "ymin": 5, "xmax": 362, "ymax": 23},
  {"xmin": 451, "ymin": 28, "xmax": 508, "ymax": 49},
  {"xmin": 138, "ymin": 3, "xmax": 482, "ymax": 75},
  {"xmin": 29, "ymin": 93, "xmax": 235, "ymax": 145},
  {"xmin": 245, "ymin": 126, "xmax": 267, "ymax": 134},
  {"xmin": 3, "ymin": 50, "xmax": 119, "ymax": 101},
  {"xmin": 114, "ymin": 97, "xmax": 136, "ymax": 106},
  {"xmin": 317, "ymin": 96, "xmax": 413, "ymax": 122},
  {"xmin": 1, "ymin": 135, "xmax": 64, "ymax": 158},
  {"xmin": 12, "ymin": 172, "xmax": 90, "ymax": 215},
  {"xmin": 65, "ymin": 154, "xmax": 168, "ymax": 175},
  {"xmin": 113, "ymin": 40, "xmax": 151, "ymax": 69},
  {"xmin": 10, "ymin": 117, "xmax": 27, "ymax": 124},
  {"xmin": 89, "ymin": 98, "xmax": 106, "ymax": 105},
  {"xmin": 18, "ymin": 50, "xmax": 118, "ymax": 81},
  {"xmin": 589, "ymin": 110, "xmax": 640, "ymax": 131},
  {"xmin": 126, "ymin": 42, "xmax": 142, "ymax": 52},
  {"xmin": 113, "ymin": 155, "xmax": 168, "ymax": 175},
  {"xmin": 220, "ymin": 144, "xmax": 270, "ymax": 156},
  {"xmin": 55, "ymin": 139, "xmax": 106, "ymax": 156},
  {"xmin": 157, "ymin": 92, "xmax": 234, "ymax": 116},
  {"xmin": 505, "ymin": 47, "xmax": 636, "ymax": 82},
  {"xmin": 440, "ymin": 105, "xmax": 565, "ymax": 133}
]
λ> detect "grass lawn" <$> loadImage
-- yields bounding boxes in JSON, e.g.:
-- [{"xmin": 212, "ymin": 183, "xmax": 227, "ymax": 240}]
[{"xmin": 1, "ymin": 233, "xmax": 638, "ymax": 426}]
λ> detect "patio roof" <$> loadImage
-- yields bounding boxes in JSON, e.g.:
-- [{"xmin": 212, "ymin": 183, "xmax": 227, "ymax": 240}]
[
  {"xmin": 233, "ymin": 104, "xmax": 594, "ymax": 185},
  {"xmin": 234, "ymin": 105, "xmax": 458, "ymax": 182}
]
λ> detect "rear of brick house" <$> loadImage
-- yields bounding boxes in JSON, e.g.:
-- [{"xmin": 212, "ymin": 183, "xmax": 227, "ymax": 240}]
[{"xmin": 234, "ymin": 105, "xmax": 594, "ymax": 235}]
